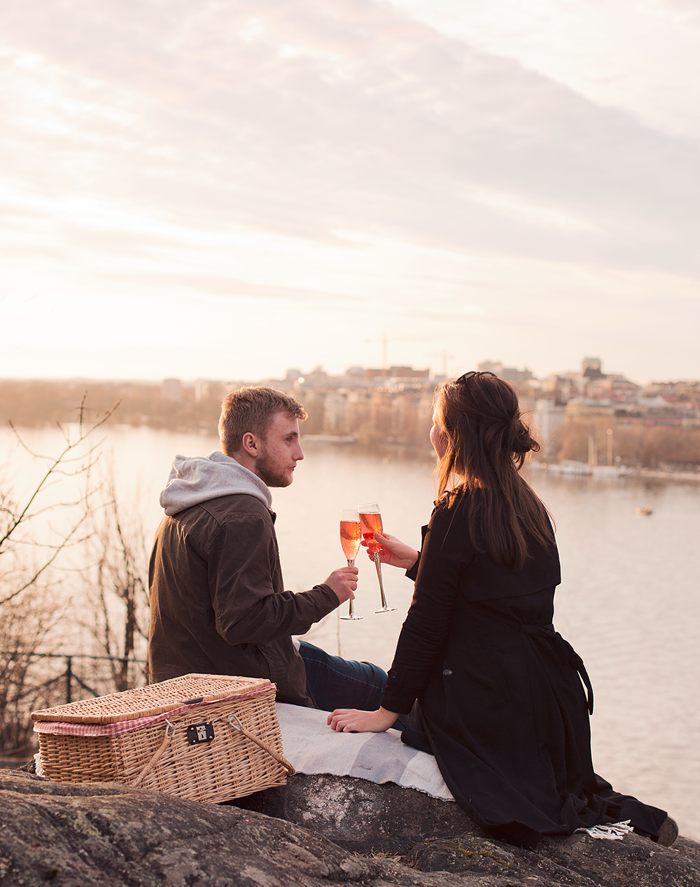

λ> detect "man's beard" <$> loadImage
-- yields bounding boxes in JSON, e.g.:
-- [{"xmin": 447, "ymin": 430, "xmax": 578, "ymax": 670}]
[{"xmin": 256, "ymin": 453, "xmax": 293, "ymax": 488}]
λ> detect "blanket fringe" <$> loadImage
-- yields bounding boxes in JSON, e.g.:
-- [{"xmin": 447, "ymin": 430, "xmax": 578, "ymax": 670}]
[{"xmin": 575, "ymin": 820, "xmax": 633, "ymax": 840}]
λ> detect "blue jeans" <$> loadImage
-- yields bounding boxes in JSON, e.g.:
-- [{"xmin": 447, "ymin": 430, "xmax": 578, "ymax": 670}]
[{"xmin": 298, "ymin": 640, "xmax": 387, "ymax": 713}]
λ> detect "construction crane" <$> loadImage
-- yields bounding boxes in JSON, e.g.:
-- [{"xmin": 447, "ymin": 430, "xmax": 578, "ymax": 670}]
[
  {"xmin": 365, "ymin": 333, "xmax": 424, "ymax": 370},
  {"xmin": 427, "ymin": 349, "xmax": 455, "ymax": 378}
]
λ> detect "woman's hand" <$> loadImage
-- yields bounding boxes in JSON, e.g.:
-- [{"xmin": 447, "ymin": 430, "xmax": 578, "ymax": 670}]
[
  {"xmin": 327, "ymin": 706, "xmax": 399, "ymax": 733},
  {"xmin": 364, "ymin": 532, "xmax": 419, "ymax": 571}
]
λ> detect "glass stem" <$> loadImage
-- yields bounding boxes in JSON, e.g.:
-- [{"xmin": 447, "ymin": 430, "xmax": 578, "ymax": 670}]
[
  {"xmin": 347, "ymin": 558, "xmax": 355, "ymax": 617},
  {"xmin": 373, "ymin": 552, "xmax": 388, "ymax": 609}
]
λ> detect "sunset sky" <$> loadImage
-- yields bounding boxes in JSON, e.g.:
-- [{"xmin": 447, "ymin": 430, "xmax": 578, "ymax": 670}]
[{"xmin": 1, "ymin": 0, "xmax": 699, "ymax": 385}]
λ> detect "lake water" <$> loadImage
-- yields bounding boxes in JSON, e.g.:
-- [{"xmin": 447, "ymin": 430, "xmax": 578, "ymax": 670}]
[{"xmin": 3, "ymin": 424, "xmax": 699, "ymax": 839}]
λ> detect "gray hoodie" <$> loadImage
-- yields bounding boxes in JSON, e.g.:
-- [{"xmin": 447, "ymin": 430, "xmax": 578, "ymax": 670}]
[{"xmin": 159, "ymin": 451, "xmax": 271, "ymax": 516}]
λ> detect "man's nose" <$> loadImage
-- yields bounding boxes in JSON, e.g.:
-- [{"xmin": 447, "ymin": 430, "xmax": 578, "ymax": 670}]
[{"xmin": 295, "ymin": 445, "xmax": 304, "ymax": 461}]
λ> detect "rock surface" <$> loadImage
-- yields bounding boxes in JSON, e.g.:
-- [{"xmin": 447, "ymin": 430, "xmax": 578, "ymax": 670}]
[
  {"xmin": 235, "ymin": 771, "xmax": 475, "ymax": 855},
  {"xmin": 237, "ymin": 773, "xmax": 700, "ymax": 886},
  {"xmin": 2, "ymin": 769, "xmax": 699, "ymax": 887}
]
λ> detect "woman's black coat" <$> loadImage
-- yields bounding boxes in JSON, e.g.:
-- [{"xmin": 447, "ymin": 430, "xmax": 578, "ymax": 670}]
[{"xmin": 381, "ymin": 493, "xmax": 666, "ymax": 847}]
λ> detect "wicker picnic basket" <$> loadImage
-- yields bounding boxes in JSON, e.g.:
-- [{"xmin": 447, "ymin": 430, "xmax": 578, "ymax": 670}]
[{"xmin": 31, "ymin": 674, "xmax": 294, "ymax": 803}]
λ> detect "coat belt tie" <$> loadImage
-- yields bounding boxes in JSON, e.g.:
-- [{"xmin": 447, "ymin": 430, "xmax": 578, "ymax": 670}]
[{"xmin": 520, "ymin": 623, "xmax": 594, "ymax": 715}]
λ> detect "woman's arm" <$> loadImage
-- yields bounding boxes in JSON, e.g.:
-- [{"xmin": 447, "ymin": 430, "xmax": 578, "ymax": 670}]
[
  {"xmin": 381, "ymin": 504, "xmax": 471, "ymax": 710},
  {"xmin": 327, "ymin": 706, "xmax": 398, "ymax": 733},
  {"xmin": 367, "ymin": 532, "xmax": 419, "ymax": 571}
]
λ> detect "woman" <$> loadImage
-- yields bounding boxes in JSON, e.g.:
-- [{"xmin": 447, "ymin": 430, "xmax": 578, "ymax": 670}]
[{"xmin": 328, "ymin": 371, "xmax": 676, "ymax": 849}]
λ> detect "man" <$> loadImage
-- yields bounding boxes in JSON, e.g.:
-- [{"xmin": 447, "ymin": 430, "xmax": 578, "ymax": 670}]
[{"xmin": 148, "ymin": 385, "xmax": 386, "ymax": 710}]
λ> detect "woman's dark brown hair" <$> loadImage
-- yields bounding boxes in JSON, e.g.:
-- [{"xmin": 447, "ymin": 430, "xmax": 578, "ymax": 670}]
[{"xmin": 434, "ymin": 371, "xmax": 554, "ymax": 570}]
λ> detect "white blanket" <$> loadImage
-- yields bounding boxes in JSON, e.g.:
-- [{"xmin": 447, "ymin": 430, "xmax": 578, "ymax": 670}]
[{"xmin": 276, "ymin": 703, "xmax": 454, "ymax": 802}]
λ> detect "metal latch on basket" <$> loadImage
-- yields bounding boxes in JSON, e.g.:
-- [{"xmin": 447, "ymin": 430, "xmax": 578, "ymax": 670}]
[{"xmin": 186, "ymin": 723, "xmax": 215, "ymax": 745}]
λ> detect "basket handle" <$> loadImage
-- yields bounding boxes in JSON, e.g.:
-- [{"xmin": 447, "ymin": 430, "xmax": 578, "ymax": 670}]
[
  {"xmin": 225, "ymin": 714, "xmax": 295, "ymax": 775},
  {"xmin": 132, "ymin": 719, "xmax": 175, "ymax": 787}
]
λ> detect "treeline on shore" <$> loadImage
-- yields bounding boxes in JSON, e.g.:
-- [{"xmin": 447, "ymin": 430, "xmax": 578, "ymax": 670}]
[
  {"xmin": 0, "ymin": 378, "xmax": 437, "ymax": 451},
  {"xmin": 0, "ymin": 379, "xmax": 223, "ymax": 432},
  {"xmin": 555, "ymin": 419, "xmax": 700, "ymax": 472}
]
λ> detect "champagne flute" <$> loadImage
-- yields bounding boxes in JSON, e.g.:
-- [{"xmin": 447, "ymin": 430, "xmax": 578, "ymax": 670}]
[
  {"xmin": 339, "ymin": 509, "xmax": 362, "ymax": 620},
  {"xmin": 358, "ymin": 503, "xmax": 396, "ymax": 613}
]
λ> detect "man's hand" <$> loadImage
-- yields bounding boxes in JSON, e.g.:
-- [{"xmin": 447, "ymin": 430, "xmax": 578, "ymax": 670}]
[
  {"xmin": 323, "ymin": 566, "xmax": 358, "ymax": 604},
  {"xmin": 365, "ymin": 532, "xmax": 419, "ymax": 571},
  {"xmin": 327, "ymin": 706, "xmax": 398, "ymax": 733}
]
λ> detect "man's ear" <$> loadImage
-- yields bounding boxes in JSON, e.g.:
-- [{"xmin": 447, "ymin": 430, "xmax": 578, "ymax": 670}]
[{"xmin": 241, "ymin": 432, "xmax": 258, "ymax": 458}]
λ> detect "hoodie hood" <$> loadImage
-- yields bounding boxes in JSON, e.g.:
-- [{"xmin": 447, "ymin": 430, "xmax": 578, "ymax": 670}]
[{"xmin": 159, "ymin": 451, "xmax": 272, "ymax": 516}]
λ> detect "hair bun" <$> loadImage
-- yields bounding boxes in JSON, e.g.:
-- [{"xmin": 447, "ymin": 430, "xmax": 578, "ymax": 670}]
[{"xmin": 512, "ymin": 420, "xmax": 535, "ymax": 455}]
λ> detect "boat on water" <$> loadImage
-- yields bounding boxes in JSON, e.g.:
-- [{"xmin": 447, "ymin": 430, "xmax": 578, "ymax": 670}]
[
  {"xmin": 544, "ymin": 461, "xmax": 628, "ymax": 478},
  {"xmin": 548, "ymin": 461, "xmax": 592, "ymax": 476},
  {"xmin": 591, "ymin": 464, "xmax": 628, "ymax": 478}
]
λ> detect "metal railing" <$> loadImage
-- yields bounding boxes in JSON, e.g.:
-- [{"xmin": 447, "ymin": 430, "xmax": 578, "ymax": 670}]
[{"xmin": 1, "ymin": 650, "xmax": 147, "ymax": 705}]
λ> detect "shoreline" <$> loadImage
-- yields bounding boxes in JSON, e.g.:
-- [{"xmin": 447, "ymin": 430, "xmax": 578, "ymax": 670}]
[{"xmin": 529, "ymin": 461, "xmax": 700, "ymax": 483}]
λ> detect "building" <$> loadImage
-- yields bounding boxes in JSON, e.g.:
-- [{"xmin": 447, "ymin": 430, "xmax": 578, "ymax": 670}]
[{"xmin": 161, "ymin": 378, "xmax": 182, "ymax": 402}]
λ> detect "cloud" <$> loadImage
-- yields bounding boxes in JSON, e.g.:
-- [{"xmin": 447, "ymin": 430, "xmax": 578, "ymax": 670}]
[
  {"xmin": 0, "ymin": 0, "xmax": 699, "ymax": 383},
  {"xmin": 650, "ymin": 0, "xmax": 700, "ymax": 27},
  {"xmin": 112, "ymin": 270, "xmax": 358, "ymax": 302},
  {"xmin": 1, "ymin": 0, "xmax": 698, "ymax": 283}
]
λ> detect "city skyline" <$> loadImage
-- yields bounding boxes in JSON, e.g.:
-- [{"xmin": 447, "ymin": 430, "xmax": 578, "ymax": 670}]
[
  {"xmin": 2, "ymin": 0, "xmax": 699, "ymax": 386},
  {"xmin": 0, "ymin": 352, "xmax": 695, "ymax": 389}
]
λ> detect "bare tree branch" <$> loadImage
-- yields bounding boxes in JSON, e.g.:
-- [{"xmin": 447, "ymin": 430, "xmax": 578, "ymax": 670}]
[
  {"xmin": 0, "ymin": 394, "xmax": 123, "ymax": 750},
  {"xmin": 1, "ymin": 396, "xmax": 118, "ymax": 550},
  {"xmin": 80, "ymin": 466, "xmax": 150, "ymax": 692}
]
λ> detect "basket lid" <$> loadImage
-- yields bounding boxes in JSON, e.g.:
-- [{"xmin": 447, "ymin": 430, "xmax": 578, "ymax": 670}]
[{"xmin": 31, "ymin": 674, "xmax": 273, "ymax": 724}]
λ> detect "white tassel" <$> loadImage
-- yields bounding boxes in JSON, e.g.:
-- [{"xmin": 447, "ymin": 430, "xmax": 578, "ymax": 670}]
[{"xmin": 576, "ymin": 820, "xmax": 633, "ymax": 840}]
